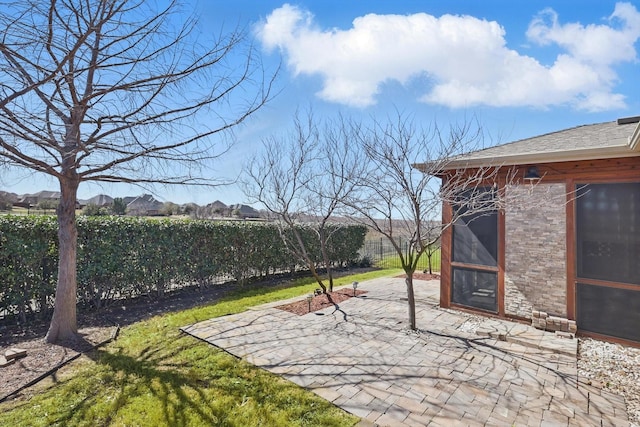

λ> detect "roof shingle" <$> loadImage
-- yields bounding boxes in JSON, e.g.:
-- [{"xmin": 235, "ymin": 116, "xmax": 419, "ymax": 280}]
[{"xmin": 419, "ymin": 119, "xmax": 640, "ymax": 171}]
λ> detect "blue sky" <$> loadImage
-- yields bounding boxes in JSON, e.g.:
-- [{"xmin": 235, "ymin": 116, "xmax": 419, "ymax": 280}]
[{"xmin": 4, "ymin": 1, "xmax": 640, "ymax": 205}]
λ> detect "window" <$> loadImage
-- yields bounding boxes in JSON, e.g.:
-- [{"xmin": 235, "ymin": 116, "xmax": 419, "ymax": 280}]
[
  {"xmin": 452, "ymin": 268, "xmax": 497, "ymax": 312},
  {"xmin": 452, "ymin": 209, "xmax": 498, "ymax": 266}
]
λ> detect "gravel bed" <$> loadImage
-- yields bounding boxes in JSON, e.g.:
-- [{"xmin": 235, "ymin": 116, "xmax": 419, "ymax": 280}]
[{"xmin": 578, "ymin": 338, "xmax": 640, "ymax": 426}]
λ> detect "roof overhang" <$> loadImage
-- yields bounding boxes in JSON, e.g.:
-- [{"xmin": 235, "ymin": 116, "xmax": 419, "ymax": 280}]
[{"xmin": 416, "ymin": 121, "xmax": 640, "ymax": 176}]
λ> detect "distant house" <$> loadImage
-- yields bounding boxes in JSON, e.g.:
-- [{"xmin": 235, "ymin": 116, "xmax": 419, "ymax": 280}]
[
  {"xmin": 228, "ymin": 203, "xmax": 261, "ymax": 219},
  {"xmin": 208, "ymin": 200, "xmax": 228, "ymax": 211},
  {"xmin": 85, "ymin": 194, "xmax": 114, "ymax": 207},
  {"xmin": 205, "ymin": 200, "xmax": 229, "ymax": 216},
  {"xmin": 0, "ymin": 191, "xmax": 18, "ymax": 203},
  {"xmin": 180, "ymin": 202, "xmax": 199, "ymax": 215},
  {"xmin": 122, "ymin": 196, "xmax": 136, "ymax": 205},
  {"xmin": 126, "ymin": 194, "xmax": 164, "ymax": 216},
  {"xmin": 15, "ymin": 190, "xmax": 61, "ymax": 208}
]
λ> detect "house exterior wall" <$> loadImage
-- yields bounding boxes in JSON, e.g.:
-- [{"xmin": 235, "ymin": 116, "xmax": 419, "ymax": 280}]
[
  {"xmin": 439, "ymin": 155, "xmax": 640, "ymax": 345},
  {"xmin": 504, "ymin": 183, "xmax": 567, "ymax": 318}
]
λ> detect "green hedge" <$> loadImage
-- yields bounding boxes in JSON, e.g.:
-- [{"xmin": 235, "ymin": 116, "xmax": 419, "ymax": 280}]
[
  {"xmin": 0, "ymin": 216, "xmax": 367, "ymax": 322},
  {"xmin": 0, "ymin": 216, "xmax": 58, "ymax": 322}
]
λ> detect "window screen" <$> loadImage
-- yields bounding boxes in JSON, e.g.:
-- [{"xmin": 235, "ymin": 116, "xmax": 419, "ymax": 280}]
[
  {"xmin": 452, "ymin": 188, "xmax": 498, "ymax": 266},
  {"xmin": 577, "ymin": 283, "xmax": 640, "ymax": 342},
  {"xmin": 576, "ymin": 183, "xmax": 640, "ymax": 285},
  {"xmin": 452, "ymin": 267, "xmax": 497, "ymax": 312}
]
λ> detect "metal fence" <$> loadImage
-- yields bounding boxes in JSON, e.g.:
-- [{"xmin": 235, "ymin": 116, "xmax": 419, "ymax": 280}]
[{"xmin": 360, "ymin": 237, "xmax": 441, "ymax": 272}]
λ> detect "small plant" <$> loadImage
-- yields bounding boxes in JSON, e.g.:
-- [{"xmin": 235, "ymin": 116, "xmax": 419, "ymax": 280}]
[
  {"xmin": 358, "ymin": 255, "xmax": 373, "ymax": 267},
  {"xmin": 349, "ymin": 255, "xmax": 372, "ymax": 268},
  {"xmin": 81, "ymin": 203, "xmax": 109, "ymax": 216}
]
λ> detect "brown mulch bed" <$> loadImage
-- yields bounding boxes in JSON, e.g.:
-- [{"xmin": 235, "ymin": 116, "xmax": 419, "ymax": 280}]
[
  {"xmin": 0, "ymin": 279, "xmax": 271, "ymax": 402},
  {"xmin": 396, "ymin": 272, "xmax": 440, "ymax": 281},
  {"xmin": 275, "ymin": 272, "xmax": 440, "ymax": 316},
  {"xmin": 276, "ymin": 288, "xmax": 368, "ymax": 315},
  {"xmin": 0, "ymin": 326, "xmax": 115, "ymax": 402}
]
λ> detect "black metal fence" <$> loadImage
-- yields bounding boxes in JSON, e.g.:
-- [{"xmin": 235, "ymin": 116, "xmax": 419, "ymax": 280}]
[{"xmin": 360, "ymin": 237, "xmax": 441, "ymax": 272}]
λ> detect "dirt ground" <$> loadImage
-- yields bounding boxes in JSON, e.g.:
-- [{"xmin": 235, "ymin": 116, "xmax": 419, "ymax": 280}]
[
  {"xmin": 0, "ymin": 279, "xmax": 243, "ymax": 402},
  {"xmin": 0, "ymin": 268, "xmax": 405, "ymax": 402}
]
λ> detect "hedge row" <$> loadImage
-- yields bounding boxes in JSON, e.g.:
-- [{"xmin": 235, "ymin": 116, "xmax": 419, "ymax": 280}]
[{"xmin": 0, "ymin": 216, "xmax": 367, "ymax": 322}]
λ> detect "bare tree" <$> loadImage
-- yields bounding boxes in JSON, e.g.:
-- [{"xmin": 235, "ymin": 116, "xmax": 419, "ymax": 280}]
[
  {"xmin": 0, "ymin": 0, "xmax": 274, "ymax": 343},
  {"xmin": 301, "ymin": 115, "xmax": 365, "ymax": 291},
  {"xmin": 346, "ymin": 112, "xmax": 499, "ymax": 330},
  {"xmin": 422, "ymin": 236, "xmax": 440, "ymax": 275},
  {"xmin": 243, "ymin": 112, "xmax": 363, "ymax": 292}
]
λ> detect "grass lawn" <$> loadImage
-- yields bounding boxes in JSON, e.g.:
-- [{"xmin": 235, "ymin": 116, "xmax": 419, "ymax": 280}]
[
  {"xmin": 0, "ymin": 269, "xmax": 400, "ymax": 427},
  {"xmin": 374, "ymin": 250, "xmax": 441, "ymax": 272},
  {"xmin": 0, "ymin": 206, "xmax": 63, "ymax": 216}
]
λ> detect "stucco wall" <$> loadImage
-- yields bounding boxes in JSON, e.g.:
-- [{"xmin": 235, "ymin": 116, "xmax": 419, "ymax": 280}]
[{"xmin": 504, "ymin": 183, "xmax": 567, "ymax": 318}]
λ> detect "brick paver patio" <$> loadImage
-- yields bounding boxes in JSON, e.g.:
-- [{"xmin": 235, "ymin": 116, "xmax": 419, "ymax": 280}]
[{"xmin": 181, "ymin": 277, "xmax": 630, "ymax": 426}]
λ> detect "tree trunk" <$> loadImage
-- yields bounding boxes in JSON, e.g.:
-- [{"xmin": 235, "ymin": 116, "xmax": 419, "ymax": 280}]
[
  {"xmin": 45, "ymin": 178, "xmax": 79, "ymax": 343},
  {"xmin": 308, "ymin": 262, "xmax": 327, "ymax": 293},
  {"xmin": 319, "ymin": 231, "xmax": 334, "ymax": 292},
  {"xmin": 405, "ymin": 273, "xmax": 417, "ymax": 330},
  {"xmin": 290, "ymin": 227, "xmax": 327, "ymax": 292}
]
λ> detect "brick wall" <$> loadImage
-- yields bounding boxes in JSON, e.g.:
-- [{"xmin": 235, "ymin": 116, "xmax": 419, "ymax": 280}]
[{"xmin": 504, "ymin": 183, "xmax": 567, "ymax": 318}]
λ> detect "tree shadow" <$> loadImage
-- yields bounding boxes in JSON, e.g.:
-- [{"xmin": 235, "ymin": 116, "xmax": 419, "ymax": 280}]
[
  {"xmin": 182, "ymin": 286, "xmax": 612, "ymax": 425},
  {"xmin": 48, "ymin": 335, "xmax": 251, "ymax": 426},
  {"xmin": 325, "ymin": 293, "xmax": 349, "ymax": 322}
]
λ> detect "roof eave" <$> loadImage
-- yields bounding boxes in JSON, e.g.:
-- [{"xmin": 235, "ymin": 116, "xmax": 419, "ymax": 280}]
[
  {"xmin": 417, "ymin": 120, "xmax": 640, "ymax": 176},
  {"xmin": 420, "ymin": 144, "xmax": 640, "ymax": 175}
]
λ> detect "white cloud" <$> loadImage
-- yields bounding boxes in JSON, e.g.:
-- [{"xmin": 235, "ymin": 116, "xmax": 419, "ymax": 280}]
[
  {"xmin": 527, "ymin": 3, "xmax": 640, "ymax": 66},
  {"xmin": 256, "ymin": 3, "xmax": 640, "ymax": 111}
]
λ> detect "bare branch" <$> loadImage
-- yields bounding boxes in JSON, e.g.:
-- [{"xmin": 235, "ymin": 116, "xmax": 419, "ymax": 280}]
[
  {"xmin": 0, "ymin": 0, "xmax": 275, "ymax": 186},
  {"xmin": 243, "ymin": 110, "xmax": 364, "ymax": 291},
  {"xmin": 0, "ymin": 0, "xmax": 275, "ymax": 343},
  {"xmin": 339, "ymin": 111, "xmax": 491, "ymax": 330}
]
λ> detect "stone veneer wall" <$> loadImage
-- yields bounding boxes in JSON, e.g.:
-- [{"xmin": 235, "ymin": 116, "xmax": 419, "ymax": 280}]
[{"xmin": 504, "ymin": 183, "xmax": 567, "ymax": 318}]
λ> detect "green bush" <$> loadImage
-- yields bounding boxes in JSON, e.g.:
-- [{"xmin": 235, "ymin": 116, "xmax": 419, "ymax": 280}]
[
  {"xmin": 0, "ymin": 216, "xmax": 367, "ymax": 323},
  {"xmin": 0, "ymin": 216, "xmax": 58, "ymax": 322},
  {"xmin": 81, "ymin": 203, "xmax": 110, "ymax": 216}
]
